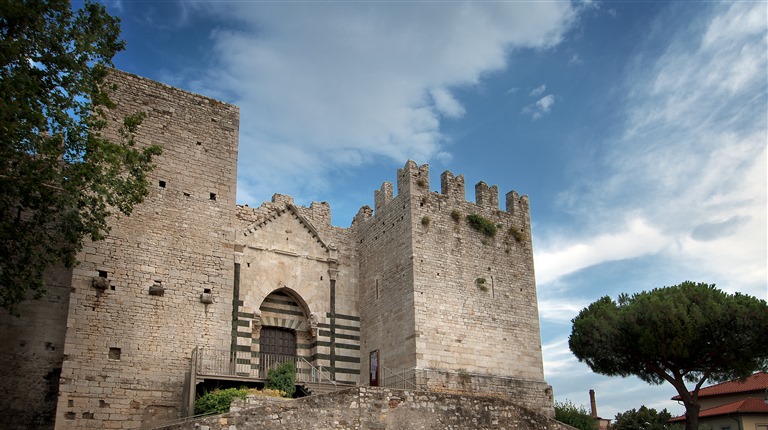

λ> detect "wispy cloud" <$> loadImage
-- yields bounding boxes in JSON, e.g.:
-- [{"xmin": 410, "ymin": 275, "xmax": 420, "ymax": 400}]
[
  {"xmin": 536, "ymin": 1, "xmax": 767, "ymax": 298},
  {"xmin": 539, "ymin": 297, "xmax": 591, "ymax": 323},
  {"xmin": 536, "ymin": 218, "xmax": 668, "ymax": 285},
  {"xmin": 180, "ymin": 2, "xmax": 576, "ymax": 204},
  {"xmin": 529, "ymin": 84, "xmax": 547, "ymax": 97},
  {"xmin": 522, "ymin": 94, "xmax": 556, "ymax": 120}
]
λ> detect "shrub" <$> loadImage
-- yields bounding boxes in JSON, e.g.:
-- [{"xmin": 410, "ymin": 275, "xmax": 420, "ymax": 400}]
[
  {"xmin": 555, "ymin": 400, "xmax": 598, "ymax": 430},
  {"xmin": 466, "ymin": 214, "xmax": 497, "ymax": 237},
  {"xmin": 450, "ymin": 209, "xmax": 461, "ymax": 222},
  {"xmin": 509, "ymin": 227, "xmax": 525, "ymax": 243},
  {"xmin": 194, "ymin": 387, "xmax": 249, "ymax": 415},
  {"xmin": 266, "ymin": 361, "xmax": 296, "ymax": 398},
  {"xmin": 421, "ymin": 216, "xmax": 430, "ymax": 226},
  {"xmin": 416, "ymin": 178, "xmax": 428, "ymax": 188},
  {"xmin": 457, "ymin": 368, "xmax": 471, "ymax": 384},
  {"xmin": 475, "ymin": 278, "xmax": 488, "ymax": 292}
]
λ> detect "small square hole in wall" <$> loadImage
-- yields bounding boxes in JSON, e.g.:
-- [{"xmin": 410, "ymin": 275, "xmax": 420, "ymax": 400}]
[
  {"xmin": 159, "ymin": 180, "xmax": 166, "ymax": 188},
  {"xmin": 98, "ymin": 270, "xmax": 108, "ymax": 278},
  {"xmin": 210, "ymin": 193, "xmax": 217, "ymax": 201},
  {"xmin": 183, "ymin": 192, "xmax": 191, "ymax": 198},
  {"xmin": 203, "ymin": 288, "xmax": 211, "ymax": 294},
  {"xmin": 110, "ymin": 285, "xmax": 116, "ymax": 291},
  {"xmin": 108, "ymin": 347, "xmax": 121, "ymax": 360}
]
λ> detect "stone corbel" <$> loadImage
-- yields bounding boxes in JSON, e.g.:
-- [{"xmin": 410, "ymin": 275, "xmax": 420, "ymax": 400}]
[
  {"xmin": 92, "ymin": 277, "xmax": 109, "ymax": 291},
  {"xmin": 328, "ymin": 243, "xmax": 339, "ymax": 262}
]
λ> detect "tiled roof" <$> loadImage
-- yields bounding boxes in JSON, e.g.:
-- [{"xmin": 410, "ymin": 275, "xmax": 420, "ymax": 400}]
[
  {"xmin": 671, "ymin": 372, "xmax": 768, "ymax": 400},
  {"xmin": 670, "ymin": 397, "xmax": 768, "ymax": 422}
]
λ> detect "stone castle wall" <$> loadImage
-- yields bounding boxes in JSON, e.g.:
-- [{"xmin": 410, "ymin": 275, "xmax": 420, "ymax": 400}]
[
  {"xmin": 54, "ymin": 70, "xmax": 240, "ymax": 429},
  {"xmin": 158, "ymin": 387, "xmax": 573, "ymax": 430},
  {"xmin": 355, "ymin": 165, "xmax": 421, "ymax": 374},
  {"xmin": 356, "ymin": 161, "xmax": 551, "ymax": 416},
  {"xmin": 0, "ymin": 267, "xmax": 72, "ymax": 429},
  {"xmin": 2, "ymin": 69, "xmax": 553, "ymax": 428},
  {"xmin": 232, "ymin": 197, "xmax": 361, "ymax": 384}
]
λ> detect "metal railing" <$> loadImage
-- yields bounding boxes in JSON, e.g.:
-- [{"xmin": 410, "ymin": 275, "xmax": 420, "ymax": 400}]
[
  {"xmin": 257, "ymin": 352, "xmax": 296, "ymax": 379},
  {"xmin": 195, "ymin": 348, "xmax": 336, "ymax": 384},
  {"xmin": 196, "ymin": 347, "xmax": 253, "ymax": 376},
  {"xmin": 296, "ymin": 357, "xmax": 336, "ymax": 386},
  {"xmin": 381, "ymin": 367, "xmax": 418, "ymax": 390}
]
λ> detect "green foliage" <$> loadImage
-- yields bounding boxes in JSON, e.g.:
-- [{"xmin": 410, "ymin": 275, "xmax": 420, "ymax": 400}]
[
  {"xmin": 613, "ymin": 406, "xmax": 680, "ymax": 430},
  {"xmin": 416, "ymin": 178, "xmax": 428, "ymax": 188},
  {"xmin": 450, "ymin": 209, "xmax": 461, "ymax": 222},
  {"xmin": 457, "ymin": 368, "xmax": 471, "ymax": 384},
  {"xmin": 554, "ymin": 400, "xmax": 597, "ymax": 430},
  {"xmin": 265, "ymin": 361, "xmax": 296, "ymax": 397},
  {"xmin": 421, "ymin": 216, "xmax": 430, "ymax": 226},
  {"xmin": 475, "ymin": 277, "xmax": 488, "ymax": 292},
  {"xmin": 509, "ymin": 227, "xmax": 525, "ymax": 243},
  {"xmin": 569, "ymin": 281, "xmax": 768, "ymax": 430},
  {"xmin": 466, "ymin": 214, "xmax": 497, "ymax": 237},
  {"xmin": 0, "ymin": 0, "xmax": 161, "ymax": 314},
  {"xmin": 194, "ymin": 387, "xmax": 249, "ymax": 415}
]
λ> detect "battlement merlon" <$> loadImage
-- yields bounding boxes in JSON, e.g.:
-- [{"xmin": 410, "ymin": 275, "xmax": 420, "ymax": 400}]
[
  {"xmin": 475, "ymin": 181, "xmax": 499, "ymax": 209},
  {"xmin": 367, "ymin": 160, "xmax": 530, "ymax": 217},
  {"xmin": 440, "ymin": 171, "xmax": 466, "ymax": 202},
  {"xmin": 374, "ymin": 182, "xmax": 394, "ymax": 214},
  {"xmin": 397, "ymin": 160, "xmax": 430, "ymax": 196},
  {"xmin": 505, "ymin": 190, "xmax": 530, "ymax": 216},
  {"xmin": 266, "ymin": 193, "xmax": 333, "ymax": 227}
]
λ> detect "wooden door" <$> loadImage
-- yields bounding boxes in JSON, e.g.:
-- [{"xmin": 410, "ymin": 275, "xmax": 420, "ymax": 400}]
[{"xmin": 260, "ymin": 327, "xmax": 296, "ymax": 358}]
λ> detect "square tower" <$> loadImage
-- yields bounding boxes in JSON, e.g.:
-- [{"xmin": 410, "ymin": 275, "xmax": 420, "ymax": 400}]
[{"xmin": 356, "ymin": 161, "xmax": 553, "ymax": 416}]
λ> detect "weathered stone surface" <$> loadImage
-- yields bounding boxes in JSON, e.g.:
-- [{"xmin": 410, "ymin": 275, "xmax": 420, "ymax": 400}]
[
  {"xmin": 2, "ymin": 70, "xmax": 552, "ymax": 429},
  {"xmin": 157, "ymin": 388, "xmax": 575, "ymax": 430}
]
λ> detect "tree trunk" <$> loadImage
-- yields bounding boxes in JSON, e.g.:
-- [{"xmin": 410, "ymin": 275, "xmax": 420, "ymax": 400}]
[{"xmin": 683, "ymin": 401, "xmax": 700, "ymax": 430}]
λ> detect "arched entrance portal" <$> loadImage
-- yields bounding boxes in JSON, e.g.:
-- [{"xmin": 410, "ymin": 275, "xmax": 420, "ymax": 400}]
[{"xmin": 253, "ymin": 289, "xmax": 316, "ymax": 379}]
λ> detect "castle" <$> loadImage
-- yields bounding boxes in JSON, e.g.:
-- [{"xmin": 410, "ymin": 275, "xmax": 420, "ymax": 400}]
[{"xmin": 0, "ymin": 70, "xmax": 552, "ymax": 429}]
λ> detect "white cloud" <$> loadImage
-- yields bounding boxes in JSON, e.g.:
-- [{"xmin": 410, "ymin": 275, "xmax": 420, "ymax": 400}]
[
  {"xmin": 538, "ymin": 297, "xmax": 591, "ymax": 323},
  {"xmin": 536, "ymin": 218, "xmax": 669, "ymax": 285},
  {"xmin": 542, "ymin": 337, "xmax": 578, "ymax": 376},
  {"xmin": 430, "ymin": 87, "xmax": 466, "ymax": 119},
  {"xmin": 182, "ymin": 2, "xmax": 575, "ymax": 204},
  {"xmin": 529, "ymin": 84, "xmax": 547, "ymax": 97},
  {"xmin": 539, "ymin": 2, "xmax": 767, "ymax": 298},
  {"xmin": 522, "ymin": 94, "xmax": 557, "ymax": 120}
]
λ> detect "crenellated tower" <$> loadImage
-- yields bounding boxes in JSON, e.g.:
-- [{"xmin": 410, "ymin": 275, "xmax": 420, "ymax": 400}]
[{"xmin": 357, "ymin": 160, "xmax": 552, "ymax": 416}]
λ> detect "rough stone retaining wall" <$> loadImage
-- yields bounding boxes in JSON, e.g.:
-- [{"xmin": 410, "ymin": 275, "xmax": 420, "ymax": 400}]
[{"xmin": 157, "ymin": 387, "xmax": 574, "ymax": 430}]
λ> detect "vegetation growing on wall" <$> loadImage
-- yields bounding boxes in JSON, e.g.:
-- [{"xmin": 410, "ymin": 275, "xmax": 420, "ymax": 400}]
[
  {"xmin": 508, "ymin": 227, "xmax": 525, "ymax": 243},
  {"xmin": 450, "ymin": 209, "xmax": 461, "ymax": 222},
  {"xmin": 194, "ymin": 387, "xmax": 250, "ymax": 415},
  {"xmin": 475, "ymin": 277, "xmax": 488, "ymax": 292},
  {"xmin": 466, "ymin": 214, "xmax": 497, "ymax": 237},
  {"xmin": 421, "ymin": 216, "xmax": 431, "ymax": 226}
]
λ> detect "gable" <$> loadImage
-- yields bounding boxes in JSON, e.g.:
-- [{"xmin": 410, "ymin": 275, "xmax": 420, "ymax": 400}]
[{"xmin": 241, "ymin": 205, "xmax": 329, "ymax": 260}]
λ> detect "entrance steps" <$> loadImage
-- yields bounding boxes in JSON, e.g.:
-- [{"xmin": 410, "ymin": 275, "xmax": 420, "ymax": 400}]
[{"xmin": 299, "ymin": 381, "xmax": 347, "ymax": 396}]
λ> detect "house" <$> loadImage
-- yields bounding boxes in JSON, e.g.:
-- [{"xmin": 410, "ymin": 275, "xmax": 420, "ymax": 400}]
[{"xmin": 670, "ymin": 372, "xmax": 768, "ymax": 430}]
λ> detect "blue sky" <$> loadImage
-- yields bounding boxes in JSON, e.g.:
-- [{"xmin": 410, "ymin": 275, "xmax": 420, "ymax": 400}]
[{"xmin": 97, "ymin": 0, "xmax": 766, "ymax": 419}]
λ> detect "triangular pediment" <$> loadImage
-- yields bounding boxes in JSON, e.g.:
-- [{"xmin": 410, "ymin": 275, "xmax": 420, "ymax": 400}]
[{"xmin": 241, "ymin": 205, "xmax": 330, "ymax": 259}]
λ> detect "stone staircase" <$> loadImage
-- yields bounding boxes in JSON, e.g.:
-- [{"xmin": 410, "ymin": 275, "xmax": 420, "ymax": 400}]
[{"xmin": 299, "ymin": 381, "xmax": 346, "ymax": 396}]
